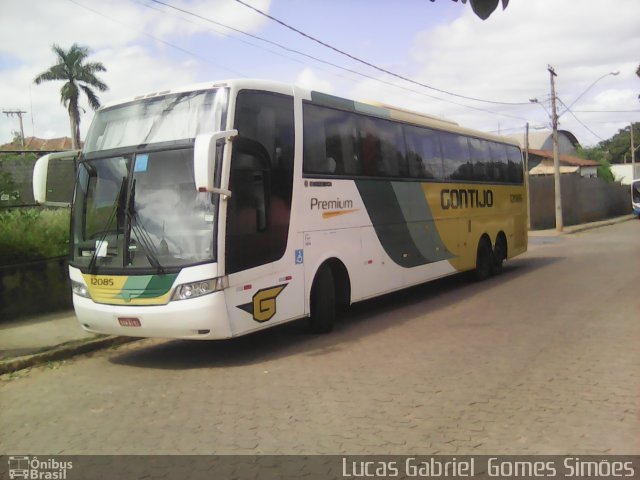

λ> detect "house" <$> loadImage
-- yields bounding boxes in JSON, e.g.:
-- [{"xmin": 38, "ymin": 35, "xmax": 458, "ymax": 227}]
[
  {"xmin": 528, "ymin": 149, "xmax": 598, "ymax": 178},
  {"xmin": 0, "ymin": 136, "xmax": 77, "ymax": 205},
  {"xmin": 507, "ymin": 129, "xmax": 580, "ymax": 158},
  {"xmin": 525, "ymin": 130, "xmax": 580, "ymax": 156},
  {"xmin": 506, "ymin": 129, "xmax": 601, "ymax": 177},
  {"xmin": 0, "ymin": 136, "xmax": 75, "ymax": 152}
]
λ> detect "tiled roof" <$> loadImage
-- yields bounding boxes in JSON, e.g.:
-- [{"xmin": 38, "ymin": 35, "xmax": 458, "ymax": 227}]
[
  {"xmin": 0, "ymin": 136, "xmax": 75, "ymax": 151},
  {"xmin": 528, "ymin": 149, "xmax": 599, "ymax": 167}
]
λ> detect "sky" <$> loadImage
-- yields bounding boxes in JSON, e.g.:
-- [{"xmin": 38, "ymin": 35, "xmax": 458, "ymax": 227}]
[{"xmin": 0, "ymin": 0, "xmax": 639, "ymax": 148}]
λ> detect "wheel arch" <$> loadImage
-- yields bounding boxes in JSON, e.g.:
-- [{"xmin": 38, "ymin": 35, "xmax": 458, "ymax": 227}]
[{"xmin": 307, "ymin": 256, "xmax": 351, "ymax": 314}]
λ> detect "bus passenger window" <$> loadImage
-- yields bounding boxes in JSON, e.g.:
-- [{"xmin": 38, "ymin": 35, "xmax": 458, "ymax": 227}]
[
  {"xmin": 441, "ymin": 133, "xmax": 471, "ymax": 181},
  {"xmin": 506, "ymin": 145, "xmax": 524, "ymax": 183},
  {"xmin": 488, "ymin": 142, "xmax": 509, "ymax": 182},
  {"xmin": 303, "ymin": 103, "xmax": 359, "ymax": 176},
  {"xmin": 404, "ymin": 125, "xmax": 442, "ymax": 180},
  {"xmin": 358, "ymin": 116, "xmax": 407, "ymax": 177},
  {"xmin": 468, "ymin": 138, "xmax": 492, "ymax": 182}
]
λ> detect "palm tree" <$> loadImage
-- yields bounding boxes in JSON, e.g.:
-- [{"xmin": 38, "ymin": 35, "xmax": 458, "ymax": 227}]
[{"xmin": 34, "ymin": 43, "xmax": 108, "ymax": 150}]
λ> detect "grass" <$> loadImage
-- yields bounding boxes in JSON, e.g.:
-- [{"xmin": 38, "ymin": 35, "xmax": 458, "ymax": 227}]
[{"xmin": 0, "ymin": 207, "xmax": 70, "ymax": 265}]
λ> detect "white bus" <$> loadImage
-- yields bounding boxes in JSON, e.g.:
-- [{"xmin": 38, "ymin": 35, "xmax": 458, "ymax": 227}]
[
  {"xmin": 632, "ymin": 179, "xmax": 640, "ymax": 217},
  {"xmin": 33, "ymin": 79, "xmax": 527, "ymax": 339}
]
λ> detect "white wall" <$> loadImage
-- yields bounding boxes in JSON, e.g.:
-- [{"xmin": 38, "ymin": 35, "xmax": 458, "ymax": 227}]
[{"xmin": 611, "ymin": 164, "xmax": 640, "ymax": 185}]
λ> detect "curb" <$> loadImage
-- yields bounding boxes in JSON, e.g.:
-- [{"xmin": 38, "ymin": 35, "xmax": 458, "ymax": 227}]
[
  {"xmin": 529, "ymin": 214, "xmax": 634, "ymax": 237},
  {"xmin": 0, "ymin": 335, "xmax": 139, "ymax": 375},
  {"xmin": 562, "ymin": 214, "xmax": 635, "ymax": 234}
]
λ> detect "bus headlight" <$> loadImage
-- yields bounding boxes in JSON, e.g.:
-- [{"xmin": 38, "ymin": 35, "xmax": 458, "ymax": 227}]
[
  {"xmin": 171, "ymin": 277, "xmax": 227, "ymax": 301},
  {"xmin": 71, "ymin": 280, "xmax": 91, "ymax": 298}
]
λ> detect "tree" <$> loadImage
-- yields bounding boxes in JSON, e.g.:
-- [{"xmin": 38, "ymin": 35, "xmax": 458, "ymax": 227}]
[
  {"xmin": 576, "ymin": 146, "xmax": 614, "ymax": 182},
  {"xmin": 597, "ymin": 123, "xmax": 639, "ymax": 164},
  {"xmin": 34, "ymin": 44, "xmax": 108, "ymax": 150}
]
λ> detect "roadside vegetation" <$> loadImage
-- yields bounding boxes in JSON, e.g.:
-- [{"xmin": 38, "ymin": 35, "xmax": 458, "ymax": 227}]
[{"xmin": 0, "ymin": 207, "xmax": 70, "ymax": 265}]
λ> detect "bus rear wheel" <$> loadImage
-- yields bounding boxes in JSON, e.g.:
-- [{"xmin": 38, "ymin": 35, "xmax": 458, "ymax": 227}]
[
  {"xmin": 308, "ymin": 266, "xmax": 336, "ymax": 333},
  {"xmin": 474, "ymin": 237, "xmax": 492, "ymax": 282},
  {"xmin": 491, "ymin": 234, "xmax": 507, "ymax": 276}
]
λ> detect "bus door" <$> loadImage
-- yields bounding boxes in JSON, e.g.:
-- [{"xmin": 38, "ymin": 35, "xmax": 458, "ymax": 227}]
[{"xmin": 223, "ymin": 90, "xmax": 303, "ymax": 335}]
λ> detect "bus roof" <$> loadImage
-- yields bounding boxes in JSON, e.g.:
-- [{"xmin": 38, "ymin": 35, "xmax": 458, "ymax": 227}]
[{"xmin": 99, "ymin": 78, "xmax": 520, "ymax": 148}]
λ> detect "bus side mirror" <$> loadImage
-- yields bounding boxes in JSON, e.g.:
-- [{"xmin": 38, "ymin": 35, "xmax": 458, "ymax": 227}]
[
  {"xmin": 33, "ymin": 150, "xmax": 80, "ymax": 206},
  {"xmin": 194, "ymin": 130, "xmax": 237, "ymax": 197}
]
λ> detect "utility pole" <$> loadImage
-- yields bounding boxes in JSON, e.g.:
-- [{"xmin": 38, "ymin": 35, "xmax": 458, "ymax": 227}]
[
  {"xmin": 631, "ymin": 122, "xmax": 637, "ymax": 179},
  {"xmin": 2, "ymin": 109, "xmax": 27, "ymax": 148},
  {"xmin": 548, "ymin": 65, "xmax": 563, "ymax": 232}
]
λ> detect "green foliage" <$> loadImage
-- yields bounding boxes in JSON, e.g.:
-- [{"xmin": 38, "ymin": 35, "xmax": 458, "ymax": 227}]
[
  {"xmin": 0, "ymin": 172, "xmax": 21, "ymax": 204},
  {"xmin": 596, "ymin": 122, "xmax": 639, "ymax": 164},
  {"xmin": 0, "ymin": 208, "xmax": 70, "ymax": 265},
  {"xmin": 0, "ymin": 152, "xmax": 38, "ymax": 163},
  {"xmin": 0, "ymin": 152, "xmax": 37, "ymax": 206},
  {"xmin": 576, "ymin": 146, "xmax": 615, "ymax": 182}
]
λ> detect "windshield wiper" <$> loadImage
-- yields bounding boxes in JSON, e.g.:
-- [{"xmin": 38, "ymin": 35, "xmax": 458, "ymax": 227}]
[
  {"xmin": 126, "ymin": 179, "xmax": 165, "ymax": 274},
  {"xmin": 88, "ymin": 176, "xmax": 126, "ymax": 274}
]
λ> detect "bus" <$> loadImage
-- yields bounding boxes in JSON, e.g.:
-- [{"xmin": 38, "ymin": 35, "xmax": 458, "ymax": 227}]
[
  {"xmin": 632, "ymin": 179, "xmax": 640, "ymax": 217},
  {"xmin": 33, "ymin": 79, "xmax": 527, "ymax": 339}
]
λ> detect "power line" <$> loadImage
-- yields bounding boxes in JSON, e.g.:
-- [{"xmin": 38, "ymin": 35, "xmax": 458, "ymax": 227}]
[
  {"xmin": 147, "ymin": 0, "xmax": 378, "ymax": 85},
  {"xmin": 573, "ymin": 110, "xmax": 640, "ymax": 113},
  {"xmin": 67, "ymin": 0, "xmax": 246, "ymax": 77},
  {"xmin": 557, "ymin": 98, "xmax": 604, "ymax": 142},
  {"xmin": 148, "ymin": 0, "xmax": 530, "ymax": 122},
  {"xmin": 234, "ymin": 0, "xmax": 531, "ymax": 106},
  {"xmin": 135, "ymin": 0, "xmax": 354, "ymax": 81}
]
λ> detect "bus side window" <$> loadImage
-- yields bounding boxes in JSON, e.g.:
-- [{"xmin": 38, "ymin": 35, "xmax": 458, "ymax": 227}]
[
  {"xmin": 441, "ymin": 132, "xmax": 472, "ymax": 181},
  {"xmin": 489, "ymin": 142, "xmax": 509, "ymax": 182},
  {"xmin": 506, "ymin": 145, "xmax": 524, "ymax": 183},
  {"xmin": 325, "ymin": 110, "xmax": 359, "ymax": 175},
  {"xmin": 303, "ymin": 104, "xmax": 360, "ymax": 176},
  {"xmin": 468, "ymin": 138, "xmax": 492, "ymax": 182},
  {"xmin": 358, "ymin": 116, "xmax": 407, "ymax": 178},
  {"xmin": 404, "ymin": 125, "xmax": 443, "ymax": 180}
]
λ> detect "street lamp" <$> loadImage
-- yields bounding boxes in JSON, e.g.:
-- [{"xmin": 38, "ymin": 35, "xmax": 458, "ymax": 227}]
[{"xmin": 560, "ymin": 70, "xmax": 620, "ymax": 115}]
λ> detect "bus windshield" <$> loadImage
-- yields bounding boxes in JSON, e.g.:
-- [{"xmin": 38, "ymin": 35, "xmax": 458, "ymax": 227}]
[
  {"xmin": 72, "ymin": 146, "xmax": 217, "ymax": 272},
  {"xmin": 71, "ymin": 87, "xmax": 228, "ymax": 273},
  {"xmin": 84, "ymin": 88, "xmax": 228, "ymax": 153}
]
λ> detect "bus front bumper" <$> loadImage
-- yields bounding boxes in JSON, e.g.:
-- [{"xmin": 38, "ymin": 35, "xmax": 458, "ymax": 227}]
[{"xmin": 73, "ymin": 291, "xmax": 232, "ymax": 340}]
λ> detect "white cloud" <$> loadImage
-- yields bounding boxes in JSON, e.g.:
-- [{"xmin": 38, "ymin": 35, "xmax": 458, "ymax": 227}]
[
  {"xmin": 348, "ymin": 0, "xmax": 640, "ymax": 145},
  {"xmin": 295, "ymin": 67, "xmax": 334, "ymax": 93},
  {"xmin": 0, "ymin": 0, "xmax": 271, "ymax": 143},
  {"xmin": 1, "ymin": 0, "xmax": 638, "ymax": 147}
]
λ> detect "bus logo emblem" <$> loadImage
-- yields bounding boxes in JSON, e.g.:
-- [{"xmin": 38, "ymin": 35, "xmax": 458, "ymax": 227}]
[{"xmin": 237, "ymin": 284, "xmax": 288, "ymax": 322}]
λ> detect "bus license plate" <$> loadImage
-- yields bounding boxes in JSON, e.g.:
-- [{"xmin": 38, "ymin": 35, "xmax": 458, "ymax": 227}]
[{"xmin": 118, "ymin": 317, "xmax": 141, "ymax": 327}]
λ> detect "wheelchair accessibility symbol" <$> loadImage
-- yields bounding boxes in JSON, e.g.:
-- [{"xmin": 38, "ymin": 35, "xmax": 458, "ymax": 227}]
[{"xmin": 295, "ymin": 249, "xmax": 304, "ymax": 265}]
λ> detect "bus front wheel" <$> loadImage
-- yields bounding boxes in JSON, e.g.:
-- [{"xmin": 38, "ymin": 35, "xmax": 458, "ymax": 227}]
[{"xmin": 308, "ymin": 266, "xmax": 336, "ymax": 333}]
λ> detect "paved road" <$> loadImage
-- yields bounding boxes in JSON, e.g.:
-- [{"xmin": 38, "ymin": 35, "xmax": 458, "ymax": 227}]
[{"xmin": 1, "ymin": 221, "xmax": 638, "ymax": 455}]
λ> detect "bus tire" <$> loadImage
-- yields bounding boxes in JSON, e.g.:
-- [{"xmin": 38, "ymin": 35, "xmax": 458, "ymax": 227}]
[
  {"xmin": 491, "ymin": 234, "xmax": 507, "ymax": 276},
  {"xmin": 308, "ymin": 266, "xmax": 336, "ymax": 333},
  {"xmin": 474, "ymin": 237, "xmax": 492, "ymax": 282}
]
